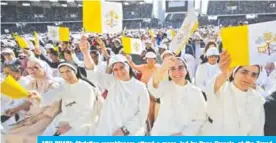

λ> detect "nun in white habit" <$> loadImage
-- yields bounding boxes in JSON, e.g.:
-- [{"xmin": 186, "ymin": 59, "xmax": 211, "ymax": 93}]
[
  {"xmin": 42, "ymin": 61, "xmax": 102, "ymax": 136},
  {"xmin": 79, "ymin": 36, "xmax": 150, "ymax": 136},
  {"xmin": 200, "ymin": 51, "xmax": 265, "ymax": 136},
  {"xmin": 148, "ymin": 56, "xmax": 207, "ymax": 136},
  {"xmin": 195, "ymin": 47, "xmax": 221, "ymax": 91}
]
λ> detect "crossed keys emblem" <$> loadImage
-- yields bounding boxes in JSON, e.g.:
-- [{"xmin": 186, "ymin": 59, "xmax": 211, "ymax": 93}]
[
  {"xmin": 256, "ymin": 32, "xmax": 276, "ymax": 55},
  {"xmin": 105, "ymin": 10, "xmax": 120, "ymax": 28}
]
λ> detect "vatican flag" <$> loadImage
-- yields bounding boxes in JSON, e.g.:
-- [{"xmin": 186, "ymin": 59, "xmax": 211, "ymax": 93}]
[
  {"xmin": 1, "ymin": 75, "xmax": 29, "ymax": 99},
  {"xmin": 221, "ymin": 20, "xmax": 276, "ymax": 67},
  {"xmin": 47, "ymin": 26, "xmax": 70, "ymax": 42},
  {"xmin": 122, "ymin": 36, "xmax": 144, "ymax": 55},
  {"xmin": 169, "ymin": 8, "xmax": 198, "ymax": 55},
  {"xmin": 83, "ymin": 1, "xmax": 123, "ymax": 34}
]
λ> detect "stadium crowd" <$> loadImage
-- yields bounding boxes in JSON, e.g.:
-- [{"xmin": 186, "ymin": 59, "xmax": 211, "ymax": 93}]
[{"xmin": 1, "ymin": 1, "xmax": 276, "ymax": 143}]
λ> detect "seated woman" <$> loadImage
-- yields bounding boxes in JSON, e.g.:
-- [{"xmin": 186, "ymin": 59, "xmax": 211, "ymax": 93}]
[
  {"xmin": 4, "ymin": 58, "xmax": 63, "ymax": 143},
  {"xmin": 42, "ymin": 62, "xmax": 103, "ymax": 136},
  {"xmin": 1, "ymin": 63, "xmax": 30, "ymax": 132}
]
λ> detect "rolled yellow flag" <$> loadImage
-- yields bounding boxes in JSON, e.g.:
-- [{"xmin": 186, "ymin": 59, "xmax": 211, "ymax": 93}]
[
  {"xmin": 1, "ymin": 75, "xmax": 29, "ymax": 99},
  {"xmin": 34, "ymin": 31, "xmax": 39, "ymax": 48}
]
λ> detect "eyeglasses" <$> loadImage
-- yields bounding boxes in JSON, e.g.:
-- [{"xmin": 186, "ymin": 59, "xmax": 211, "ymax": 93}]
[
  {"xmin": 238, "ymin": 69, "xmax": 259, "ymax": 78},
  {"xmin": 169, "ymin": 65, "xmax": 186, "ymax": 72}
]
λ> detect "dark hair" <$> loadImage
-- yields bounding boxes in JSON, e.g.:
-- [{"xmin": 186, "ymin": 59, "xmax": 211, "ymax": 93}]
[
  {"xmin": 229, "ymin": 66, "xmax": 261, "ymax": 82},
  {"xmin": 90, "ymin": 50, "xmax": 100, "ymax": 57},
  {"xmin": 63, "ymin": 48, "xmax": 72, "ymax": 55},
  {"xmin": 168, "ymin": 58, "xmax": 191, "ymax": 83},
  {"xmin": 204, "ymin": 41, "xmax": 217, "ymax": 53},
  {"xmin": 4, "ymin": 63, "xmax": 23, "ymax": 74},
  {"xmin": 58, "ymin": 61, "xmax": 95, "ymax": 87},
  {"xmin": 48, "ymin": 48, "xmax": 58, "ymax": 57}
]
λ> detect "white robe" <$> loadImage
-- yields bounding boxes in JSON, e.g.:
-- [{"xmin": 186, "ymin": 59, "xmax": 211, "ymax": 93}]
[
  {"xmin": 200, "ymin": 78, "xmax": 265, "ymax": 136},
  {"xmin": 181, "ymin": 54, "xmax": 197, "ymax": 80},
  {"xmin": 42, "ymin": 80, "xmax": 97, "ymax": 136},
  {"xmin": 195, "ymin": 63, "xmax": 220, "ymax": 91},
  {"xmin": 256, "ymin": 68, "xmax": 269, "ymax": 88},
  {"xmin": 87, "ymin": 70, "xmax": 150, "ymax": 136},
  {"xmin": 148, "ymin": 78, "xmax": 207, "ymax": 136}
]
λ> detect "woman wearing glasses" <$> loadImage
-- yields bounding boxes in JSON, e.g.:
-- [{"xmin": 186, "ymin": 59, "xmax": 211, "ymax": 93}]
[
  {"xmin": 79, "ymin": 36, "xmax": 150, "ymax": 136},
  {"xmin": 195, "ymin": 47, "xmax": 221, "ymax": 91},
  {"xmin": 4, "ymin": 58, "xmax": 63, "ymax": 143},
  {"xmin": 200, "ymin": 51, "xmax": 265, "ymax": 135},
  {"xmin": 148, "ymin": 56, "xmax": 207, "ymax": 136}
]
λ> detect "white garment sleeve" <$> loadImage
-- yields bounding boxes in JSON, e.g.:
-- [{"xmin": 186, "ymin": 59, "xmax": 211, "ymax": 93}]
[
  {"xmin": 72, "ymin": 52, "xmax": 85, "ymax": 67},
  {"xmin": 65, "ymin": 87, "xmax": 96, "ymax": 129},
  {"xmin": 181, "ymin": 90, "xmax": 207, "ymax": 135},
  {"xmin": 195, "ymin": 65, "xmax": 206, "ymax": 90},
  {"xmin": 248, "ymin": 105, "xmax": 265, "ymax": 135},
  {"xmin": 86, "ymin": 69, "xmax": 116, "ymax": 90},
  {"xmin": 124, "ymin": 85, "xmax": 150, "ymax": 135}
]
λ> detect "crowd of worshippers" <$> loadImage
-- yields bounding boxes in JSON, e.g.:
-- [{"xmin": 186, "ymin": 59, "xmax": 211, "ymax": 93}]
[{"xmin": 1, "ymin": 28, "xmax": 276, "ymax": 142}]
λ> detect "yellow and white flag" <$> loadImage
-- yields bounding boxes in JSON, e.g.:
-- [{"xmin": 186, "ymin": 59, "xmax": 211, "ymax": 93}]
[
  {"xmin": 122, "ymin": 37, "xmax": 144, "ymax": 55},
  {"xmin": 83, "ymin": 1, "xmax": 122, "ymax": 34},
  {"xmin": 169, "ymin": 8, "xmax": 198, "ymax": 55},
  {"xmin": 47, "ymin": 26, "xmax": 70, "ymax": 42},
  {"xmin": 1, "ymin": 75, "xmax": 29, "ymax": 99},
  {"xmin": 221, "ymin": 20, "xmax": 276, "ymax": 67}
]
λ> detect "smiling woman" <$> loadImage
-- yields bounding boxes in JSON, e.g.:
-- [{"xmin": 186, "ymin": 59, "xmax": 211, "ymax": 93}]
[
  {"xmin": 42, "ymin": 61, "xmax": 103, "ymax": 136},
  {"xmin": 148, "ymin": 56, "xmax": 206, "ymax": 136},
  {"xmin": 199, "ymin": 51, "xmax": 265, "ymax": 136}
]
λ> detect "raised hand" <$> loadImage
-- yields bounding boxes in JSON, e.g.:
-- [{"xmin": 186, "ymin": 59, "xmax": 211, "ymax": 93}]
[
  {"xmin": 219, "ymin": 51, "xmax": 231, "ymax": 75},
  {"xmin": 34, "ymin": 48, "xmax": 42, "ymax": 56},
  {"xmin": 79, "ymin": 35, "xmax": 90, "ymax": 53}
]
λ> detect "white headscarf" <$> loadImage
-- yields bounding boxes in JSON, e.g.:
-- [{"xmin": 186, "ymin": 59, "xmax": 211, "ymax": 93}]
[{"xmin": 27, "ymin": 58, "xmax": 56, "ymax": 93}]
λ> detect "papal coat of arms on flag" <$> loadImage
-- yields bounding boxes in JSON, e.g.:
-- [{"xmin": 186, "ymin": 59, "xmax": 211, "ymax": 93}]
[
  {"xmin": 256, "ymin": 32, "xmax": 276, "ymax": 55},
  {"xmin": 83, "ymin": 1, "xmax": 122, "ymax": 34},
  {"xmin": 105, "ymin": 10, "xmax": 120, "ymax": 28}
]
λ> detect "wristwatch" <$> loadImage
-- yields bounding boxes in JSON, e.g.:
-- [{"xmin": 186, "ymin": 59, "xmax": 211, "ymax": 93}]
[{"xmin": 121, "ymin": 126, "xmax": 130, "ymax": 136}]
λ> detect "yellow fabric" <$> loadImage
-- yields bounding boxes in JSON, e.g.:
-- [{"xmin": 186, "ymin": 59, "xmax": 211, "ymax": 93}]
[
  {"xmin": 221, "ymin": 25, "xmax": 249, "ymax": 67},
  {"xmin": 83, "ymin": 0, "xmax": 102, "ymax": 33},
  {"xmin": 122, "ymin": 36, "xmax": 131, "ymax": 54},
  {"xmin": 1, "ymin": 75, "xmax": 29, "ymax": 99},
  {"xmin": 34, "ymin": 31, "xmax": 39, "ymax": 48},
  {"xmin": 14, "ymin": 35, "xmax": 28, "ymax": 49},
  {"xmin": 59, "ymin": 27, "xmax": 70, "ymax": 42}
]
